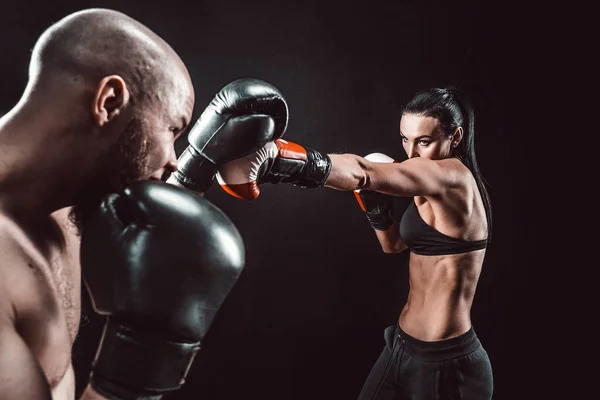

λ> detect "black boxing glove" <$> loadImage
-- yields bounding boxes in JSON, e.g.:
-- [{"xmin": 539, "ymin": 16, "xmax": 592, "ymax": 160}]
[
  {"xmin": 354, "ymin": 189, "xmax": 395, "ymax": 231},
  {"xmin": 168, "ymin": 78, "xmax": 288, "ymax": 193},
  {"xmin": 80, "ymin": 181, "xmax": 245, "ymax": 400},
  {"xmin": 353, "ymin": 153, "xmax": 397, "ymax": 230}
]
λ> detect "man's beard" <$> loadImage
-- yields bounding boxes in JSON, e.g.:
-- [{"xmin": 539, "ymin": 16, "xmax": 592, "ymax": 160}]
[{"xmin": 69, "ymin": 117, "xmax": 150, "ymax": 235}]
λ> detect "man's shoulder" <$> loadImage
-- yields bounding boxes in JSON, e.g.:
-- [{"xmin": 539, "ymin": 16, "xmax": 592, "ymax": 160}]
[
  {"xmin": 0, "ymin": 207, "xmax": 79, "ymax": 265},
  {"xmin": 0, "ymin": 214, "xmax": 34, "ymax": 319},
  {"xmin": 0, "ymin": 213, "xmax": 58, "ymax": 322},
  {"xmin": 0, "ymin": 213, "xmax": 47, "ymax": 267},
  {"xmin": 0, "ymin": 213, "xmax": 50, "ymax": 304}
]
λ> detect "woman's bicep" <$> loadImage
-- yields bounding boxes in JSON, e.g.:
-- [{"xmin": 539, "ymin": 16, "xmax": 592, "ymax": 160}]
[{"xmin": 365, "ymin": 158, "xmax": 452, "ymax": 197}]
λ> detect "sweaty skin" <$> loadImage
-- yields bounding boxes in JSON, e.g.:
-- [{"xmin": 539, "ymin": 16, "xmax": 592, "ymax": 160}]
[
  {"xmin": 0, "ymin": 9, "xmax": 194, "ymax": 400},
  {"xmin": 325, "ymin": 114, "xmax": 488, "ymax": 341}
]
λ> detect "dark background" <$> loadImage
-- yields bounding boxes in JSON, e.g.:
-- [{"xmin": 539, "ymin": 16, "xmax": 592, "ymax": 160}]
[{"xmin": 1, "ymin": 0, "xmax": 560, "ymax": 399}]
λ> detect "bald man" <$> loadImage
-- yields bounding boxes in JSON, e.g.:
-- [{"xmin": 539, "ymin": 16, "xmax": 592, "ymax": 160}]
[
  {"xmin": 0, "ymin": 8, "xmax": 196, "ymax": 400},
  {"xmin": 0, "ymin": 7, "xmax": 291, "ymax": 398}
]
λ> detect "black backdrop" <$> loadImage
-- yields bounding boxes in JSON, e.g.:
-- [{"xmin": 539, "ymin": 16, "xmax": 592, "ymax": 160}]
[{"xmin": 1, "ymin": 0, "xmax": 558, "ymax": 398}]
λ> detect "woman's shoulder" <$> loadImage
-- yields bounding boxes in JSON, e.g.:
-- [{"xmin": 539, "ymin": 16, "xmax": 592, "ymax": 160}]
[{"xmin": 433, "ymin": 157, "xmax": 473, "ymax": 189}]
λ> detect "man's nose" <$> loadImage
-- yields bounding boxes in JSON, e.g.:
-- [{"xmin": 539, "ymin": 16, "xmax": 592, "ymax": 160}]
[{"xmin": 165, "ymin": 146, "xmax": 178, "ymax": 173}]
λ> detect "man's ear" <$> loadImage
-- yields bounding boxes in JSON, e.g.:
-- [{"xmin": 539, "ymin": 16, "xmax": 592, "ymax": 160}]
[
  {"xmin": 452, "ymin": 126, "xmax": 464, "ymax": 148},
  {"xmin": 92, "ymin": 75, "xmax": 130, "ymax": 127}
]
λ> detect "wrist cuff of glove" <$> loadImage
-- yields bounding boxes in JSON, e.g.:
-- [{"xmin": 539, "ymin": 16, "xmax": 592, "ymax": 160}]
[
  {"xmin": 171, "ymin": 146, "xmax": 217, "ymax": 192},
  {"xmin": 296, "ymin": 148, "xmax": 332, "ymax": 188},
  {"xmin": 365, "ymin": 212, "xmax": 393, "ymax": 231},
  {"xmin": 90, "ymin": 319, "xmax": 201, "ymax": 400},
  {"xmin": 90, "ymin": 375, "xmax": 163, "ymax": 400}
]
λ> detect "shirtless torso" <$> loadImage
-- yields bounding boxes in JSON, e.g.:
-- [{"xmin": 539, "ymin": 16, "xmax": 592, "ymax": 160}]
[{"xmin": 0, "ymin": 207, "xmax": 81, "ymax": 400}]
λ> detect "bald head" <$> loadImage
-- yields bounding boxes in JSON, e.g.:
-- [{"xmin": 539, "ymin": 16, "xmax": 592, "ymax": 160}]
[
  {"xmin": 28, "ymin": 8, "xmax": 190, "ymax": 101},
  {"xmin": 0, "ymin": 8, "xmax": 195, "ymax": 220}
]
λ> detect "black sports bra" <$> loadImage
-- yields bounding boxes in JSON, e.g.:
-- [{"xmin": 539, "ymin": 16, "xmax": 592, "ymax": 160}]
[{"xmin": 399, "ymin": 201, "xmax": 487, "ymax": 256}]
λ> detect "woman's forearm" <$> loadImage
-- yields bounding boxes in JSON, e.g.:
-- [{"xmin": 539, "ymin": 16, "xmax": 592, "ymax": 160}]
[
  {"xmin": 324, "ymin": 154, "xmax": 368, "ymax": 191},
  {"xmin": 375, "ymin": 222, "xmax": 408, "ymax": 254}
]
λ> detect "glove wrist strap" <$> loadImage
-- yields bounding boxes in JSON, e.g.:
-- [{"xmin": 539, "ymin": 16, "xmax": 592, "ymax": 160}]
[
  {"xmin": 295, "ymin": 148, "xmax": 332, "ymax": 188},
  {"xmin": 90, "ymin": 318, "xmax": 201, "ymax": 400},
  {"xmin": 365, "ymin": 211, "xmax": 393, "ymax": 231},
  {"xmin": 171, "ymin": 146, "xmax": 217, "ymax": 192},
  {"xmin": 90, "ymin": 376, "xmax": 162, "ymax": 400}
]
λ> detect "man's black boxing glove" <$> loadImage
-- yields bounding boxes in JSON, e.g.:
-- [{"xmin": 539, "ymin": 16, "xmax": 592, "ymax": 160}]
[
  {"xmin": 169, "ymin": 78, "xmax": 288, "ymax": 193},
  {"xmin": 80, "ymin": 181, "xmax": 245, "ymax": 400}
]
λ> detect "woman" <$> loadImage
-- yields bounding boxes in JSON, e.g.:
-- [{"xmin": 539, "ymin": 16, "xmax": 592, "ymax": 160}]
[{"xmin": 216, "ymin": 87, "xmax": 494, "ymax": 399}]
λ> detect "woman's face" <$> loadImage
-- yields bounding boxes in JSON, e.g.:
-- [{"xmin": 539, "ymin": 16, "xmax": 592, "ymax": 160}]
[{"xmin": 399, "ymin": 113, "xmax": 457, "ymax": 160}]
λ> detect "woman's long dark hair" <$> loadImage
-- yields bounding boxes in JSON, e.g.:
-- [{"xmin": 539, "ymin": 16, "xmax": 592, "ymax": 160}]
[{"xmin": 403, "ymin": 87, "xmax": 492, "ymax": 241}]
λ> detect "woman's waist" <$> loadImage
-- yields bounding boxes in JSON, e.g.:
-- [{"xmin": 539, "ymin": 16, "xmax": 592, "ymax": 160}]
[
  {"xmin": 390, "ymin": 323, "xmax": 482, "ymax": 362},
  {"xmin": 398, "ymin": 298, "xmax": 473, "ymax": 341},
  {"xmin": 406, "ymin": 258, "xmax": 481, "ymax": 311}
]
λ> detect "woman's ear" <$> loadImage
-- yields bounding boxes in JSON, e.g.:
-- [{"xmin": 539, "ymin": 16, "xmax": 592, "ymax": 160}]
[{"xmin": 452, "ymin": 126, "xmax": 464, "ymax": 148}]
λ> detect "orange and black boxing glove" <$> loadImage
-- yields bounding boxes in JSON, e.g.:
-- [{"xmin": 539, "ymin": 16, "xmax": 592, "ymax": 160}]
[
  {"xmin": 353, "ymin": 153, "xmax": 398, "ymax": 231},
  {"xmin": 215, "ymin": 139, "xmax": 332, "ymax": 200}
]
